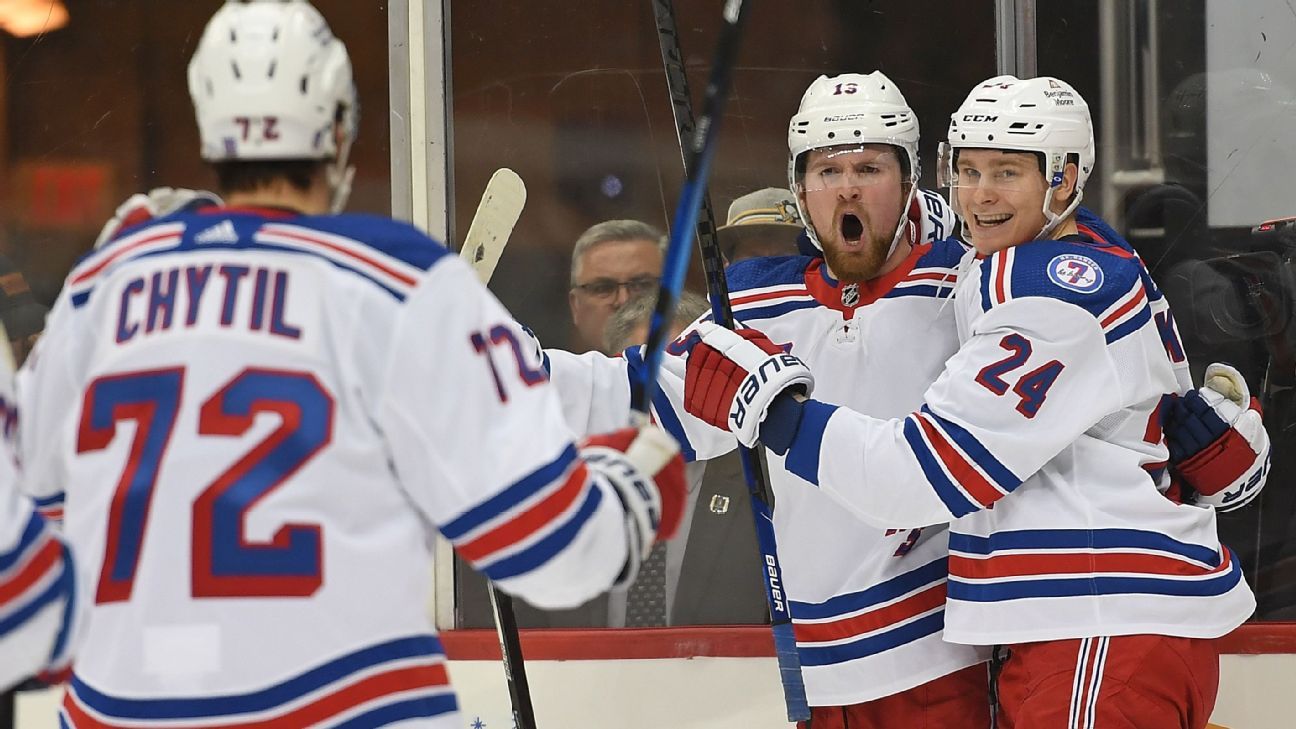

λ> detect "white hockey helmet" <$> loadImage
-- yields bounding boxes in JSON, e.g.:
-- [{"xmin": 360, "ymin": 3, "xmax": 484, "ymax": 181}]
[
  {"xmin": 939, "ymin": 75, "xmax": 1095, "ymax": 239},
  {"xmin": 787, "ymin": 72, "xmax": 920, "ymax": 253},
  {"xmin": 188, "ymin": 0, "xmax": 358, "ymax": 211}
]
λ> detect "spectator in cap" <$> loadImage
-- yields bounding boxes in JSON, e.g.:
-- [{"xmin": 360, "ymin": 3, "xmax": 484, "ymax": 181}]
[{"xmin": 717, "ymin": 187, "xmax": 806, "ymax": 263}]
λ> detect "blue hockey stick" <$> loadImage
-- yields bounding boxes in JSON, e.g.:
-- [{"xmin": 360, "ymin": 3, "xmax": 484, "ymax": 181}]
[{"xmin": 640, "ymin": 0, "xmax": 810, "ymax": 721}]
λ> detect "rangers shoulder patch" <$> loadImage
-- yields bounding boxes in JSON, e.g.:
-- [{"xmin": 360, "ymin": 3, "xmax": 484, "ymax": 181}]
[{"xmin": 1046, "ymin": 253, "xmax": 1104, "ymax": 294}]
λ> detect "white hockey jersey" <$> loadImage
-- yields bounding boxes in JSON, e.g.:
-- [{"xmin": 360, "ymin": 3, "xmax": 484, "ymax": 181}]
[
  {"xmin": 16, "ymin": 207, "xmax": 645, "ymax": 727},
  {"xmin": 781, "ymin": 228, "xmax": 1257, "ymax": 645},
  {"xmin": 546, "ymin": 191, "xmax": 990, "ymax": 706}
]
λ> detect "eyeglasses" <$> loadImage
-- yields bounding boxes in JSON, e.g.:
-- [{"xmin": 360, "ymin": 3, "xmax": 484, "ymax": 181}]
[{"xmin": 571, "ymin": 275, "xmax": 660, "ymax": 300}]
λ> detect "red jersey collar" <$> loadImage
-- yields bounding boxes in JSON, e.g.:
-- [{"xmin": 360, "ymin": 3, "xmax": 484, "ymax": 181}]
[
  {"xmin": 201, "ymin": 205, "xmax": 301, "ymax": 219},
  {"xmin": 804, "ymin": 241, "xmax": 932, "ymax": 316}
]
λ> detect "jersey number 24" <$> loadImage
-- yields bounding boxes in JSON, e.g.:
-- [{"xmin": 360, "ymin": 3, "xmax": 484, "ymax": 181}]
[
  {"xmin": 975, "ymin": 334, "xmax": 1065, "ymax": 418},
  {"xmin": 79, "ymin": 367, "xmax": 332, "ymax": 604}
]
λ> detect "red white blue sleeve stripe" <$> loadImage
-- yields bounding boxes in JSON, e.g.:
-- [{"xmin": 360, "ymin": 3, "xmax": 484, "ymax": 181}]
[
  {"xmin": 61, "ymin": 635, "xmax": 455, "ymax": 727},
  {"xmin": 790, "ymin": 557, "xmax": 948, "ymax": 667},
  {"xmin": 255, "ymin": 223, "xmax": 426, "ymax": 301},
  {"xmin": 438, "ymin": 445, "xmax": 603, "ymax": 581},
  {"xmin": 729, "ymin": 283, "xmax": 817, "ymax": 322},
  {"xmin": 947, "ymin": 528, "xmax": 1245, "ymax": 602},
  {"xmin": 67, "ymin": 224, "xmax": 187, "ymax": 307},
  {"xmin": 32, "ymin": 493, "xmax": 64, "ymax": 523},
  {"xmin": 902, "ymin": 406, "xmax": 1022, "ymax": 517},
  {"xmin": 979, "ymin": 248, "xmax": 1016, "ymax": 311},
  {"xmin": 0, "ymin": 511, "xmax": 76, "ymax": 667},
  {"xmin": 1096, "ymin": 281, "xmax": 1152, "ymax": 345}
]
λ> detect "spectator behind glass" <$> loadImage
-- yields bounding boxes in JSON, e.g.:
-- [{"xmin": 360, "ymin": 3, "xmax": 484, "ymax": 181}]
[
  {"xmin": 603, "ymin": 290, "xmax": 764, "ymax": 626},
  {"xmin": 717, "ymin": 187, "xmax": 805, "ymax": 264},
  {"xmin": 568, "ymin": 220, "xmax": 664, "ymax": 353},
  {"xmin": 0, "ymin": 254, "xmax": 48, "ymax": 366},
  {"xmin": 603, "ymin": 289, "xmax": 708, "ymax": 354}
]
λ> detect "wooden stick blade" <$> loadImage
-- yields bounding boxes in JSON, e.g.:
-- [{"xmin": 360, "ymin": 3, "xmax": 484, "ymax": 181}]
[{"xmin": 460, "ymin": 168, "xmax": 527, "ymax": 284}]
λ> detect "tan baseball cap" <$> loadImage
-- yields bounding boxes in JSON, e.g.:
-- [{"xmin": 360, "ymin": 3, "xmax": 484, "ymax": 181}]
[
  {"xmin": 719, "ymin": 188, "xmax": 802, "ymax": 230},
  {"xmin": 717, "ymin": 188, "xmax": 803, "ymax": 262}
]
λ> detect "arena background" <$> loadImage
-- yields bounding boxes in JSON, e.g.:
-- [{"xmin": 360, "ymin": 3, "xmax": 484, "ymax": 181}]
[{"xmin": 3, "ymin": 1, "xmax": 1296, "ymax": 726}]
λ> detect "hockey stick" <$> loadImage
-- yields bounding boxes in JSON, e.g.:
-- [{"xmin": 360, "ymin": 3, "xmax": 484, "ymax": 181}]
[
  {"xmin": 460, "ymin": 168, "xmax": 526, "ymax": 284},
  {"xmin": 460, "ymin": 168, "xmax": 537, "ymax": 729},
  {"xmin": 486, "ymin": 586, "xmax": 538, "ymax": 729},
  {"xmin": 648, "ymin": 0, "xmax": 810, "ymax": 721}
]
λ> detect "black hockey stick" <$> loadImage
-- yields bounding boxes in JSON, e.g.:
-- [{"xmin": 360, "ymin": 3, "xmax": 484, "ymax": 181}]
[
  {"xmin": 633, "ymin": 0, "xmax": 749, "ymax": 405},
  {"xmin": 487, "ymin": 587, "xmax": 538, "ymax": 729},
  {"xmin": 647, "ymin": 0, "xmax": 810, "ymax": 722}
]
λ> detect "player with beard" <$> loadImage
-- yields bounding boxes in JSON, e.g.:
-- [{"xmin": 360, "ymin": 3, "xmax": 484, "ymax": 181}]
[
  {"xmin": 542, "ymin": 71, "xmax": 1263, "ymax": 728},
  {"xmin": 544, "ymin": 72, "xmax": 990, "ymax": 728},
  {"xmin": 682, "ymin": 75, "xmax": 1266, "ymax": 729}
]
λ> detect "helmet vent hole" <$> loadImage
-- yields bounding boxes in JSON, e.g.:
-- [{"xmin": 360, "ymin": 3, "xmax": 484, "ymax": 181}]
[
  {"xmin": 301, "ymin": 77, "xmax": 310, "ymax": 94},
  {"xmin": 230, "ymin": 61, "xmax": 241, "ymax": 80},
  {"xmin": 229, "ymin": 29, "xmax": 236, "ymax": 42},
  {"xmin": 268, "ymin": 61, "xmax": 277, "ymax": 79},
  {"xmin": 1020, "ymin": 103, "xmax": 1037, "ymax": 108},
  {"xmin": 272, "ymin": 28, "xmax": 280, "ymax": 42},
  {"xmin": 1009, "ymin": 122, "xmax": 1028, "ymax": 129}
]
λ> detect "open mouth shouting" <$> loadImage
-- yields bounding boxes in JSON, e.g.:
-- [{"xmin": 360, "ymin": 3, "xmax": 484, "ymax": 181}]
[{"xmin": 839, "ymin": 212, "xmax": 865, "ymax": 246}]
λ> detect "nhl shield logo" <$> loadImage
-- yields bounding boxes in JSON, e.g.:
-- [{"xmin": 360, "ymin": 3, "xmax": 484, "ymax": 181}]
[
  {"xmin": 841, "ymin": 283, "xmax": 860, "ymax": 307},
  {"xmin": 1047, "ymin": 254, "xmax": 1104, "ymax": 294}
]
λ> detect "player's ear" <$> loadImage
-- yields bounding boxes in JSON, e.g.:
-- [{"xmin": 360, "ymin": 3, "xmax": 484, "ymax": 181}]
[{"xmin": 1050, "ymin": 161, "xmax": 1079, "ymax": 210}]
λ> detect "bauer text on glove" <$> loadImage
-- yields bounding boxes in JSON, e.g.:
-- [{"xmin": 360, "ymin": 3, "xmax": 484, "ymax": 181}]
[{"xmin": 681, "ymin": 322, "xmax": 814, "ymax": 448}]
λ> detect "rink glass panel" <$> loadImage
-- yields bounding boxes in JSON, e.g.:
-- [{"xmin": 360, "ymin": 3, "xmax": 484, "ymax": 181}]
[
  {"xmin": 1037, "ymin": 0, "xmax": 1296, "ymax": 620},
  {"xmin": 4, "ymin": 0, "xmax": 1289, "ymax": 633},
  {"xmin": 0, "ymin": 1, "xmax": 391, "ymax": 305},
  {"xmin": 447, "ymin": 0, "xmax": 996, "ymax": 629}
]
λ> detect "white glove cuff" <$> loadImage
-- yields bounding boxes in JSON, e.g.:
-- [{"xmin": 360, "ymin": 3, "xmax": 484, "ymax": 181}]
[{"xmin": 581, "ymin": 446, "xmax": 661, "ymax": 587}]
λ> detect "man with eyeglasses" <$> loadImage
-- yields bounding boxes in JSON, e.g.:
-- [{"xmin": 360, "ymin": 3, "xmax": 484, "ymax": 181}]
[{"xmin": 568, "ymin": 219, "xmax": 664, "ymax": 353}]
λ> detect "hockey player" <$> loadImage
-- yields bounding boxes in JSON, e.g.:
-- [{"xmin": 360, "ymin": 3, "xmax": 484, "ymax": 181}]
[
  {"xmin": 9, "ymin": 1, "xmax": 686, "ymax": 724},
  {"xmin": 546, "ymin": 71, "xmax": 992, "ymax": 727},
  {"xmin": 545, "ymin": 70, "xmax": 1263, "ymax": 728},
  {"xmin": 0, "ymin": 320, "xmax": 75, "ymax": 692},
  {"xmin": 682, "ymin": 76, "xmax": 1262, "ymax": 728}
]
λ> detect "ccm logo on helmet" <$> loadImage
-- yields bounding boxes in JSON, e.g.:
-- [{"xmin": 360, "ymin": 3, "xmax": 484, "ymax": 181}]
[
  {"xmin": 963, "ymin": 114, "xmax": 999, "ymax": 122},
  {"xmin": 729, "ymin": 354, "xmax": 804, "ymax": 429}
]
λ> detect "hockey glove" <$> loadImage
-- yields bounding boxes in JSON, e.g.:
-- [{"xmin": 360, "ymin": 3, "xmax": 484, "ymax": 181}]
[
  {"xmin": 94, "ymin": 187, "xmax": 223, "ymax": 249},
  {"xmin": 1164, "ymin": 363, "xmax": 1270, "ymax": 511},
  {"xmin": 581, "ymin": 425, "xmax": 686, "ymax": 585},
  {"xmin": 682, "ymin": 322, "xmax": 814, "ymax": 448}
]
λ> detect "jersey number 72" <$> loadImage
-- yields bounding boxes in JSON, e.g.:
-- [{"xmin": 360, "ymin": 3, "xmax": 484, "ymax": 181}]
[{"xmin": 78, "ymin": 367, "xmax": 332, "ymax": 604}]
